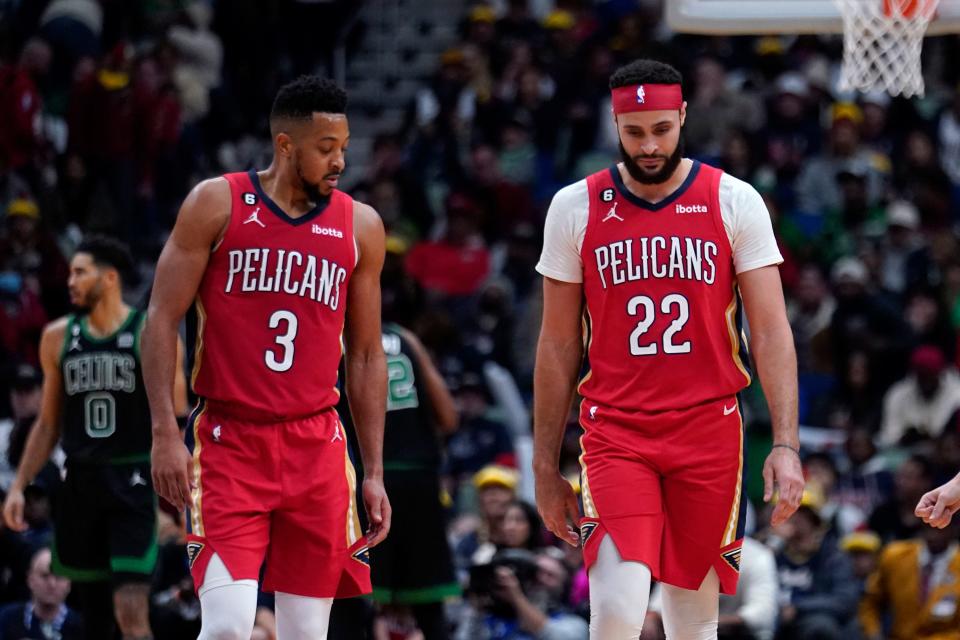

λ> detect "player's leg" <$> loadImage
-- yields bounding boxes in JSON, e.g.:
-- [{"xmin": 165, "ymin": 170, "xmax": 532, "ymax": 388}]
[
  {"xmin": 106, "ymin": 461, "xmax": 159, "ymax": 639},
  {"xmin": 113, "ymin": 581, "xmax": 152, "ymax": 639},
  {"xmin": 588, "ymin": 534, "xmax": 653, "ymax": 638},
  {"xmin": 186, "ymin": 410, "xmax": 276, "ymax": 639},
  {"xmin": 52, "ymin": 464, "xmax": 116, "ymax": 637},
  {"xmin": 660, "ymin": 569, "xmax": 720, "ymax": 640},
  {"xmin": 197, "ymin": 554, "xmax": 259, "ymax": 640},
  {"xmin": 274, "ymin": 592, "xmax": 334, "ymax": 639}
]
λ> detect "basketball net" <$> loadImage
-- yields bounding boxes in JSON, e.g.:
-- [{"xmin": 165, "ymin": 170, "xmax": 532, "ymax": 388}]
[{"xmin": 834, "ymin": 0, "xmax": 940, "ymax": 97}]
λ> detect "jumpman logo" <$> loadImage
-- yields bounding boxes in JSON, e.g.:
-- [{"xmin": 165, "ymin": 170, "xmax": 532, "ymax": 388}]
[
  {"xmin": 243, "ymin": 207, "xmax": 265, "ymax": 228},
  {"xmin": 129, "ymin": 469, "xmax": 147, "ymax": 487},
  {"xmin": 331, "ymin": 425, "xmax": 343, "ymax": 443},
  {"xmin": 589, "ymin": 405, "xmax": 598, "ymax": 420},
  {"xmin": 602, "ymin": 201, "xmax": 623, "ymax": 222}
]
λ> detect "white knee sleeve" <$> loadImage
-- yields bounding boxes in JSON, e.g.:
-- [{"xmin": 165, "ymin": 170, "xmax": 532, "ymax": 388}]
[
  {"xmin": 660, "ymin": 568, "xmax": 719, "ymax": 640},
  {"xmin": 275, "ymin": 591, "xmax": 333, "ymax": 640},
  {"xmin": 589, "ymin": 534, "xmax": 652, "ymax": 639},
  {"xmin": 197, "ymin": 554, "xmax": 259, "ymax": 640}
]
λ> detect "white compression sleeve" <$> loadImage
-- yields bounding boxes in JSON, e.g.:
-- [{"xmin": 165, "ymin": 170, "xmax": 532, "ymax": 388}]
[
  {"xmin": 660, "ymin": 568, "xmax": 720, "ymax": 640},
  {"xmin": 588, "ymin": 534, "xmax": 652, "ymax": 639},
  {"xmin": 274, "ymin": 591, "xmax": 334, "ymax": 640},
  {"xmin": 197, "ymin": 553, "xmax": 259, "ymax": 640}
]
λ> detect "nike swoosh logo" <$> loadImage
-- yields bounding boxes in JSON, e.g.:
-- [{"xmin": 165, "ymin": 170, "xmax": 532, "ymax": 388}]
[{"xmin": 723, "ymin": 403, "xmax": 737, "ymax": 416}]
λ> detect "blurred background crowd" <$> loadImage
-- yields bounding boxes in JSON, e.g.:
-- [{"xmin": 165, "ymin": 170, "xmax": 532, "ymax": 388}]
[{"xmin": 2, "ymin": 0, "xmax": 960, "ymax": 638}]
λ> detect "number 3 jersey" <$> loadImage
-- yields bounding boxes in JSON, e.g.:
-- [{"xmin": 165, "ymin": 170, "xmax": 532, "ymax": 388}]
[
  {"xmin": 60, "ymin": 309, "xmax": 151, "ymax": 462},
  {"xmin": 536, "ymin": 161, "xmax": 783, "ymax": 413},
  {"xmin": 192, "ymin": 171, "xmax": 356, "ymax": 422}
]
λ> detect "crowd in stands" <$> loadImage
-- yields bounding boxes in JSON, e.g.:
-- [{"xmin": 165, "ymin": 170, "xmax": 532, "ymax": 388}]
[{"xmin": 2, "ymin": 0, "xmax": 960, "ymax": 638}]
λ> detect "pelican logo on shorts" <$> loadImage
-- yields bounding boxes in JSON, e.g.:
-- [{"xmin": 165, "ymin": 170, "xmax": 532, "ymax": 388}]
[
  {"xmin": 722, "ymin": 547, "xmax": 742, "ymax": 572},
  {"xmin": 186, "ymin": 542, "xmax": 204, "ymax": 568},
  {"xmin": 352, "ymin": 545, "xmax": 370, "ymax": 566},
  {"xmin": 579, "ymin": 521, "xmax": 598, "ymax": 546}
]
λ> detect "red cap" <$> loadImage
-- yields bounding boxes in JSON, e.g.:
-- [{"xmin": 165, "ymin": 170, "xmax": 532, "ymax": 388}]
[
  {"xmin": 911, "ymin": 345, "xmax": 946, "ymax": 374},
  {"xmin": 612, "ymin": 84, "xmax": 683, "ymax": 114}
]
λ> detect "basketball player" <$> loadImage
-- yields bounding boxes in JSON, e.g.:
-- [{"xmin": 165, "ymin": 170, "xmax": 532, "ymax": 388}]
[
  {"xmin": 142, "ymin": 75, "xmax": 390, "ymax": 640},
  {"xmin": 916, "ymin": 471, "xmax": 960, "ymax": 528},
  {"xmin": 368, "ymin": 322, "xmax": 459, "ymax": 639},
  {"xmin": 2, "ymin": 235, "xmax": 188, "ymax": 640},
  {"xmin": 533, "ymin": 59, "xmax": 805, "ymax": 639}
]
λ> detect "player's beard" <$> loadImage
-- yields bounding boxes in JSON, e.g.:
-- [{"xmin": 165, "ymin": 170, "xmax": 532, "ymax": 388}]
[
  {"xmin": 294, "ymin": 153, "xmax": 325, "ymax": 203},
  {"xmin": 619, "ymin": 133, "xmax": 685, "ymax": 185},
  {"xmin": 71, "ymin": 278, "xmax": 103, "ymax": 312}
]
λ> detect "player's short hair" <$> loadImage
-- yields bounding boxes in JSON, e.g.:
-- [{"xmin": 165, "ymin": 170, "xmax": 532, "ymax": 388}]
[
  {"xmin": 75, "ymin": 235, "xmax": 134, "ymax": 282},
  {"xmin": 609, "ymin": 59, "xmax": 683, "ymax": 90},
  {"xmin": 270, "ymin": 75, "xmax": 347, "ymax": 127}
]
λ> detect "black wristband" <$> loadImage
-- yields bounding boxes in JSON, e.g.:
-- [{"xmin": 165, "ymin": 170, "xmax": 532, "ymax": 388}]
[{"xmin": 772, "ymin": 443, "xmax": 800, "ymax": 456}]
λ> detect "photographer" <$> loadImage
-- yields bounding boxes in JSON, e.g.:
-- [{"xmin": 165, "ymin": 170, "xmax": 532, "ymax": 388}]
[{"xmin": 455, "ymin": 549, "xmax": 587, "ymax": 640}]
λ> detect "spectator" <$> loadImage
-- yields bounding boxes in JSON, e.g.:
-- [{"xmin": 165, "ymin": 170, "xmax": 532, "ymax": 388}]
[
  {"xmin": 455, "ymin": 465, "xmax": 520, "ymax": 561},
  {"xmin": 869, "ymin": 454, "xmax": 936, "ymax": 543},
  {"xmin": 787, "ymin": 263, "xmax": 835, "ymax": 375},
  {"xmin": 683, "ymin": 56, "xmax": 764, "ymax": 159},
  {"xmin": 795, "ymin": 102, "xmax": 884, "ymax": 217},
  {"xmin": 859, "ymin": 521, "xmax": 960, "ymax": 639},
  {"xmin": 839, "ymin": 530, "xmax": 881, "ymax": 595},
  {"xmin": 405, "ymin": 194, "xmax": 491, "ymax": 298},
  {"xmin": 500, "ymin": 500, "xmax": 545, "ymax": 552},
  {"xmin": 773, "ymin": 490, "xmax": 859, "ymax": 640},
  {"xmin": 0, "ymin": 197, "xmax": 69, "ymax": 318},
  {"xmin": 0, "ymin": 39, "xmax": 51, "ymax": 187},
  {"xmin": 878, "ymin": 200, "xmax": 926, "ymax": 297},
  {"xmin": 879, "ymin": 345, "xmax": 960, "ymax": 446},
  {"xmin": 803, "ymin": 452, "xmax": 867, "ymax": 536},
  {"xmin": 455, "ymin": 548, "xmax": 587, "ymax": 640},
  {"xmin": 0, "ymin": 547, "xmax": 83, "ymax": 640},
  {"xmin": 834, "ymin": 428, "xmax": 894, "ymax": 517}
]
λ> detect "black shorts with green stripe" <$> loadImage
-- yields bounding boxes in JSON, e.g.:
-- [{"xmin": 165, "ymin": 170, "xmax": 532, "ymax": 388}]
[
  {"xmin": 52, "ymin": 458, "xmax": 158, "ymax": 585},
  {"xmin": 371, "ymin": 469, "xmax": 460, "ymax": 605}
]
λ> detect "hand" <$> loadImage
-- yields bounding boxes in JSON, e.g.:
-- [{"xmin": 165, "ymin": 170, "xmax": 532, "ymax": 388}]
[
  {"xmin": 535, "ymin": 468, "xmax": 580, "ymax": 546},
  {"xmin": 363, "ymin": 477, "xmax": 391, "ymax": 547},
  {"xmin": 2, "ymin": 486, "xmax": 26, "ymax": 532},
  {"xmin": 151, "ymin": 430, "xmax": 194, "ymax": 511},
  {"xmin": 494, "ymin": 566, "xmax": 525, "ymax": 605},
  {"xmin": 763, "ymin": 446, "xmax": 804, "ymax": 526},
  {"xmin": 916, "ymin": 474, "xmax": 960, "ymax": 529}
]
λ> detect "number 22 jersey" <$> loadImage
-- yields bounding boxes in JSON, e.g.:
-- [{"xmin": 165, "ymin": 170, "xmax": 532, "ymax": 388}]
[
  {"xmin": 192, "ymin": 171, "xmax": 356, "ymax": 421},
  {"xmin": 536, "ymin": 161, "xmax": 783, "ymax": 413}
]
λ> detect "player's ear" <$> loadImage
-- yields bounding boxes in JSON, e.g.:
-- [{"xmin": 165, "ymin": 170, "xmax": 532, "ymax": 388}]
[
  {"xmin": 679, "ymin": 102, "xmax": 687, "ymax": 127},
  {"xmin": 275, "ymin": 131, "xmax": 295, "ymax": 159}
]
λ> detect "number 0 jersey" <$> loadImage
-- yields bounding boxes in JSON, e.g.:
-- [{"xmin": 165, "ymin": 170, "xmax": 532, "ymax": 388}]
[
  {"xmin": 192, "ymin": 171, "xmax": 356, "ymax": 421},
  {"xmin": 60, "ymin": 309, "xmax": 151, "ymax": 463},
  {"xmin": 537, "ymin": 161, "xmax": 782, "ymax": 413}
]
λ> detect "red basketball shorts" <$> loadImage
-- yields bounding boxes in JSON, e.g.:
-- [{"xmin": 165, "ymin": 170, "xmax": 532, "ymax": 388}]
[
  {"xmin": 577, "ymin": 396, "xmax": 746, "ymax": 595},
  {"xmin": 184, "ymin": 401, "xmax": 370, "ymax": 598}
]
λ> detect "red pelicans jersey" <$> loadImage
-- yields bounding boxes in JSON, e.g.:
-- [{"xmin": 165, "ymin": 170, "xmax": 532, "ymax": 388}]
[
  {"xmin": 537, "ymin": 161, "xmax": 782, "ymax": 413},
  {"xmin": 192, "ymin": 170, "xmax": 355, "ymax": 421}
]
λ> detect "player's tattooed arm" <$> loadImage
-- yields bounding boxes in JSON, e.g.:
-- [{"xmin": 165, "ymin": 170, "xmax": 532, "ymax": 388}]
[
  {"xmin": 738, "ymin": 265, "xmax": 804, "ymax": 526},
  {"xmin": 143, "ymin": 177, "xmax": 230, "ymax": 510},
  {"xmin": 345, "ymin": 200, "xmax": 391, "ymax": 547},
  {"xmin": 533, "ymin": 276, "xmax": 584, "ymax": 546},
  {"xmin": 3, "ymin": 318, "xmax": 66, "ymax": 531}
]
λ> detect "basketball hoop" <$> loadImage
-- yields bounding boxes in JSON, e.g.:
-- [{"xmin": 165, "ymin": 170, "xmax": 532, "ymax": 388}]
[{"xmin": 834, "ymin": 0, "xmax": 940, "ymax": 97}]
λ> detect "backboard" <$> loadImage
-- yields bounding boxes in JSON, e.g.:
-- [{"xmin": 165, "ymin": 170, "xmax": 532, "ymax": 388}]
[{"xmin": 666, "ymin": 0, "xmax": 960, "ymax": 35}]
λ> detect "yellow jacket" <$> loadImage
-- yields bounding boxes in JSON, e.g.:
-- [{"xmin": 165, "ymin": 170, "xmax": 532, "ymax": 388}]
[{"xmin": 859, "ymin": 540, "xmax": 960, "ymax": 640}]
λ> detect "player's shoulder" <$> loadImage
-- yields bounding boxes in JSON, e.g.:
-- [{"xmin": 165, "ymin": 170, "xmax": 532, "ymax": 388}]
[
  {"xmin": 351, "ymin": 199, "xmax": 385, "ymax": 235},
  {"xmin": 548, "ymin": 179, "xmax": 589, "ymax": 220},
  {"xmin": 41, "ymin": 315, "xmax": 71, "ymax": 342}
]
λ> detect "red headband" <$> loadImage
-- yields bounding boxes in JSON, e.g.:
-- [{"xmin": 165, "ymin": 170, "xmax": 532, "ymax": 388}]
[{"xmin": 612, "ymin": 84, "xmax": 683, "ymax": 114}]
